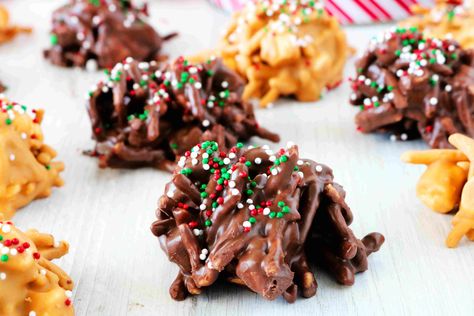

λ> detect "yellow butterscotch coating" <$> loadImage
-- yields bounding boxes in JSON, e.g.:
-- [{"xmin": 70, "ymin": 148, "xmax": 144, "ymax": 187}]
[
  {"xmin": 415, "ymin": 159, "xmax": 467, "ymax": 213},
  {"xmin": 0, "ymin": 98, "xmax": 64, "ymax": 219},
  {"xmin": 0, "ymin": 222, "xmax": 74, "ymax": 315},
  {"xmin": 401, "ymin": 0, "xmax": 474, "ymax": 48},
  {"xmin": 0, "ymin": 4, "xmax": 31, "ymax": 44},
  {"xmin": 402, "ymin": 149, "xmax": 469, "ymax": 213},
  {"xmin": 216, "ymin": 0, "xmax": 348, "ymax": 107}
]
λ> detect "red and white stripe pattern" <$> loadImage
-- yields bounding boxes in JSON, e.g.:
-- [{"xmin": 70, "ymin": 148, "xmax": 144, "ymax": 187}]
[{"xmin": 208, "ymin": 0, "xmax": 436, "ymax": 24}]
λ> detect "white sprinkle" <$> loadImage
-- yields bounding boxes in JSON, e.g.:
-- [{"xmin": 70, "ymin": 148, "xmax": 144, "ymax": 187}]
[
  {"xmin": 1, "ymin": 225, "xmax": 11, "ymax": 233},
  {"xmin": 390, "ymin": 134, "xmax": 397, "ymax": 142},
  {"xmin": 223, "ymin": 158, "xmax": 231, "ymax": 165},
  {"xmin": 29, "ymin": 312, "xmax": 37, "ymax": 316},
  {"xmin": 221, "ymin": 81, "xmax": 229, "ymax": 88},
  {"xmin": 271, "ymin": 168, "xmax": 278, "ymax": 175},
  {"xmin": 199, "ymin": 254, "xmax": 207, "ymax": 261},
  {"xmin": 249, "ymin": 205, "xmax": 255, "ymax": 210},
  {"xmin": 21, "ymin": 133, "xmax": 27, "ymax": 139},
  {"xmin": 263, "ymin": 208, "xmax": 271, "ymax": 215},
  {"xmin": 229, "ymin": 153, "xmax": 236, "ymax": 159},
  {"xmin": 207, "ymin": 261, "xmax": 214, "ymax": 269},
  {"xmin": 237, "ymin": 203, "xmax": 244, "ymax": 209},
  {"xmin": 0, "ymin": 272, "xmax": 6, "ymax": 280},
  {"xmin": 231, "ymin": 189, "xmax": 240, "ymax": 196},
  {"xmin": 246, "ymin": 199, "xmax": 253, "ymax": 204},
  {"xmin": 228, "ymin": 181, "xmax": 236, "ymax": 188},
  {"xmin": 445, "ymin": 85, "xmax": 452, "ymax": 92},
  {"xmin": 86, "ymin": 59, "xmax": 98, "ymax": 72},
  {"xmin": 9, "ymin": 249, "xmax": 17, "ymax": 256},
  {"xmin": 166, "ymin": 189, "xmax": 175, "ymax": 198},
  {"xmin": 40, "ymin": 269, "xmax": 46, "ymax": 275},
  {"xmin": 193, "ymin": 229, "xmax": 201, "ymax": 236},
  {"xmin": 269, "ymin": 155, "xmax": 276, "ymax": 162},
  {"xmin": 192, "ymin": 159, "xmax": 198, "ymax": 166},
  {"xmin": 243, "ymin": 221, "xmax": 251, "ymax": 228},
  {"xmin": 315, "ymin": 165, "xmax": 323, "ymax": 173},
  {"xmin": 200, "ymin": 204, "xmax": 206, "ymax": 211},
  {"xmin": 298, "ymin": 171, "xmax": 304, "ymax": 178},
  {"xmin": 194, "ymin": 82, "xmax": 202, "ymax": 89},
  {"xmin": 9, "ymin": 154, "xmax": 15, "ymax": 161},
  {"xmin": 254, "ymin": 158, "xmax": 262, "ymax": 164},
  {"xmin": 401, "ymin": 133, "xmax": 408, "ymax": 141},
  {"xmin": 202, "ymin": 120, "xmax": 210, "ymax": 127},
  {"xmin": 201, "ymin": 249, "xmax": 209, "ymax": 255},
  {"xmin": 203, "ymin": 164, "xmax": 210, "ymax": 170},
  {"xmin": 429, "ymin": 97, "xmax": 438, "ymax": 106}
]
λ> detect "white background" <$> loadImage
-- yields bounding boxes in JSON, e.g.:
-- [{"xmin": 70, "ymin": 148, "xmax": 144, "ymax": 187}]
[{"xmin": 3, "ymin": 0, "xmax": 473, "ymax": 315}]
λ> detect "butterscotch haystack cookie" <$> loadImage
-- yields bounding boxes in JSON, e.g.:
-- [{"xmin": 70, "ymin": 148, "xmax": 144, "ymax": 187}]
[
  {"xmin": 215, "ymin": 0, "xmax": 348, "ymax": 107},
  {"xmin": 0, "ymin": 221, "xmax": 74, "ymax": 315},
  {"xmin": 151, "ymin": 141, "xmax": 384, "ymax": 302},
  {"xmin": 401, "ymin": 0, "xmax": 474, "ymax": 48},
  {"xmin": 87, "ymin": 57, "xmax": 279, "ymax": 170},
  {"xmin": 402, "ymin": 133, "xmax": 474, "ymax": 247},
  {"xmin": 0, "ymin": 97, "xmax": 64, "ymax": 219},
  {"xmin": 350, "ymin": 27, "xmax": 474, "ymax": 148},
  {"xmin": 0, "ymin": 4, "xmax": 31, "ymax": 45}
]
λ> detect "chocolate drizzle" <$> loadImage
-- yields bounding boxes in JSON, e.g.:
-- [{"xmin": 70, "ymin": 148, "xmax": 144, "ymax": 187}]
[
  {"xmin": 350, "ymin": 27, "xmax": 474, "ymax": 148},
  {"xmin": 151, "ymin": 141, "xmax": 384, "ymax": 302},
  {"xmin": 44, "ymin": 0, "xmax": 169, "ymax": 69},
  {"xmin": 87, "ymin": 57, "xmax": 279, "ymax": 170}
]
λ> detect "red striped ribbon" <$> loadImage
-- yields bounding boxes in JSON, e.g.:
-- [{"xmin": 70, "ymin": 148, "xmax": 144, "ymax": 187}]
[{"xmin": 208, "ymin": 0, "xmax": 436, "ymax": 24}]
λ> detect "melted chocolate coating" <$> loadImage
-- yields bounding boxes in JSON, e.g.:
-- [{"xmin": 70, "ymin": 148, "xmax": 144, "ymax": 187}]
[
  {"xmin": 87, "ymin": 57, "xmax": 280, "ymax": 170},
  {"xmin": 350, "ymin": 28, "xmax": 474, "ymax": 148},
  {"xmin": 151, "ymin": 142, "xmax": 384, "ymax": 302},
  {"xmin": 44, "ymin": 0, "xmax": 168, "ymax": 69}
]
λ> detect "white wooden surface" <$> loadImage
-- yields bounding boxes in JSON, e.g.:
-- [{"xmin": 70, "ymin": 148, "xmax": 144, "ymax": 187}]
[{"xmin": 2, "ymin": 1, "xmax": 474, "ymax": 315}]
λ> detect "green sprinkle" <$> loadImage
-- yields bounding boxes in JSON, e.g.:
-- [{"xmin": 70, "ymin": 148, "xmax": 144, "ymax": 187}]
[
  {"xmin": 447, "ymin": 10, "xmax": 455, "ymax": 22},
  {"xmin": 278, "ymin": 201, "xmax": 285, "ymax": 208},
  {"xmin": 236, "ymin": 143, "xmax": 243, "ymax": 148},
  {"xmin": 282, "ymin": 206, "xmax": 290, "ymax": 214},
  {"xmin": 245, "ymin": 161, "xmax": 251, "ymax": 167},
  {"xmin": 200, "ymin": 192, "xmax": 208, "ymax": 198},
  {"xmin": 280, "ymin": 155, "xmax": 288, "ymax": 162},
  {"xmin": 5, "ymin": 118, "xmax": 12, "ymax": 125},
  {"xmin": 246, "ymin": 189, "xmax": 253, "ymax": 196},
  {"xmin": 170, "ymin": 143, "xmax": 178, "ymax": 149},
  {"xmin": 50, "ymin": 34, "xmax": 58, "ymax": 45},
  {"xmin": 1, "ymin": 254, "xmax": 8, "ymax": 262},
  {"xmin": 249, "ymin": 217, "xmax": 256, "ymax": 224},
  {"xmin": 205, "ymin": 220, "xmax": 212, "ymax": 227},
  {"xmin": 293, "ymin": 166, "xmax": 299, "ymax": 171},
  {"xmin": 269, "ymin": 212, "xmax": 276, "ymax": 219},
  {"xmin": 180, "ymin": 168, "xmax": 193, "ymax": 176},
  {"xmin": 276, "ymin": 212, "xmax": 284, "ymax": 218}
]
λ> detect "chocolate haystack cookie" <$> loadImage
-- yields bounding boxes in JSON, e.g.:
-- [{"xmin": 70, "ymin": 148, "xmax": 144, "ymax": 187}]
[
  {"xmin": 44, "ymin": 0, "xmax": 171, "ymax": 69},
  {"xmin": 350, "ymin": 27, "xmax": 474, "ymax": 148},
  {"xmin": 151, "ymin": 141, "xmax": 384, "ymax": 302},
  {"xmin": 86, "ymin": 57, "xmax": 279, "ymax": 170}
]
